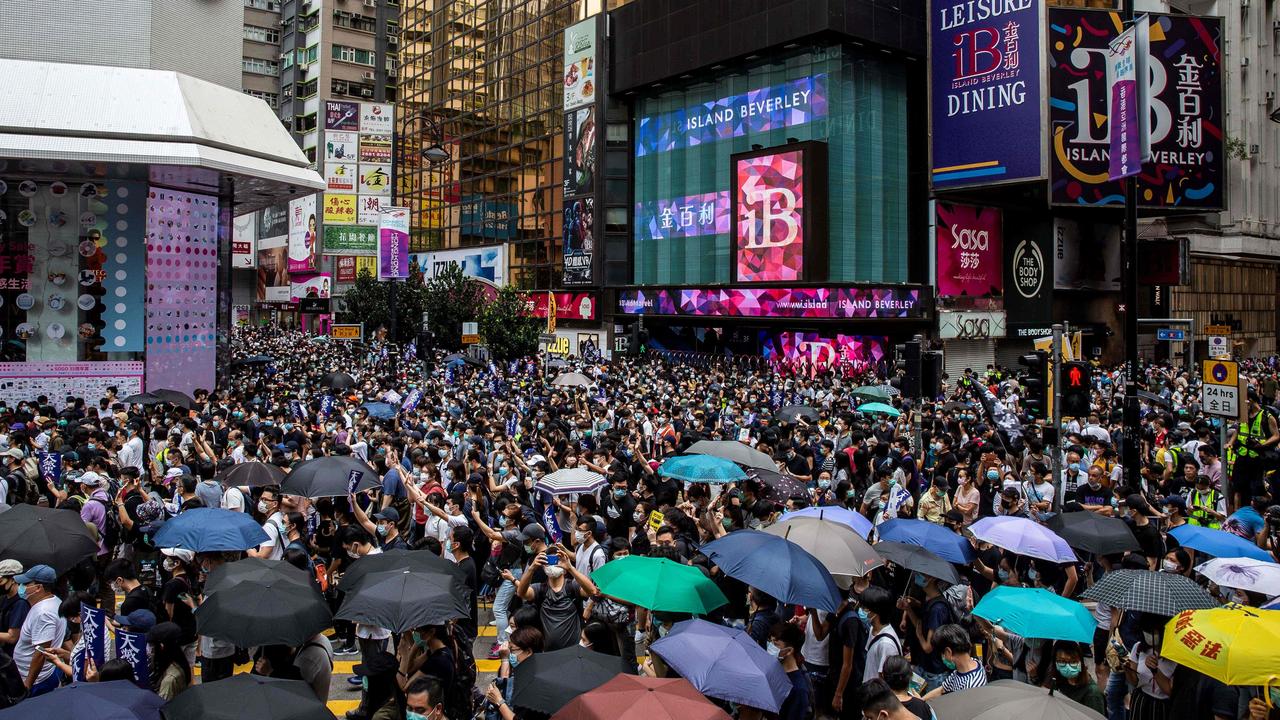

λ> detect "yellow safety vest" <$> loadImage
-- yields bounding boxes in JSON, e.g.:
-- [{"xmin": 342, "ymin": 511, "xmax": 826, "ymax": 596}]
[
  {"xmin": 1187, "ymin": 489, "xmax": 1222, "ymax": 529},
  {"xmin": 1236, "ymin": 410, "xmax": 1269, "ymax": 459}
]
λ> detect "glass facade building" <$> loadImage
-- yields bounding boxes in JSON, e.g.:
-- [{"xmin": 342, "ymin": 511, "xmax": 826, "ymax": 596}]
[{"xmin": 632, "ymin": 46, "xmax": 908, "ymax": 286}]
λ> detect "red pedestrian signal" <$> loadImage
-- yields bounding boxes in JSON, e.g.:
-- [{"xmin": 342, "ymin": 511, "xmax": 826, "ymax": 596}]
[
  {"xmin": 1062, "ymin": 362, "xmax": 1092, "ymax": 418},
  {"xmin": 1068, "ymin": 365, "xmax": 1082, "ymax": 387}
]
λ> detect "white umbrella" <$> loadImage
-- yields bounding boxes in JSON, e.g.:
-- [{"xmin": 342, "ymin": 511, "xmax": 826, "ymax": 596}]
[
  {"xmin": 1194, "ymin": 557, "xmax": 1280, "ymax": 597},
  {"xmin": 551, "ymin": 372, "xmax": 592, "ymax": 387},
  {"xmin": 534, "ymin": 467, "xmax": 608, "ymax": 496}
]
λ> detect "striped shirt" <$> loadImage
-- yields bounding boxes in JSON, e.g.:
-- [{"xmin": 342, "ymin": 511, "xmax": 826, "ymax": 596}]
[{"xmin": 941, "ymin": 663, "xmax": 987, "ymax": 694}]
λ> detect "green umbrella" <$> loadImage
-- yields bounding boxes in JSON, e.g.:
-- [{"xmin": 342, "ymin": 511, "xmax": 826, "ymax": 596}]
[
  {"xmin": 591, "ymin": 556, "xmax": 728, "ymax": 614},
  {"xmin": 852, "ymin": 385, "xmax": 891, "ymax": 402},
  {"xmin": 857, "ymin": 402, "xmax": 901, "ymax": 417}
]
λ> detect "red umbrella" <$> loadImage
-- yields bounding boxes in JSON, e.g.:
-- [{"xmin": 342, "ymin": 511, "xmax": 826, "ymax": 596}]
[{"xmin": 550, "ymin": 675, "xmax": 730, "ymax": 720}]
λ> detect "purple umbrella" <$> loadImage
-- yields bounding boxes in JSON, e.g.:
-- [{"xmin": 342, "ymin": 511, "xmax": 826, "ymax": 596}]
[
  {"xmin": 968, "ymin": 516, "xmax": 1077, "ymax": 564},
  {"xmin": 779, "ymin": 505, "xmax": 873, "ymax": 539},
  {"xmin": 650, "ymin": 619, "xmax": 792, "ymax": 713}
]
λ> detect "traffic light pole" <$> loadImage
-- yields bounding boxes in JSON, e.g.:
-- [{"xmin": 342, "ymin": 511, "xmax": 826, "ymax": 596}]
[{"xmin": 1051, "ymin": 323, "xmax": 1063, "ymax": 511}]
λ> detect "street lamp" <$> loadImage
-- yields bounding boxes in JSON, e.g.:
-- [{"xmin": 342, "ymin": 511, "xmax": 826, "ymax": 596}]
[{"xmin": 416, "ymin": 114, "xmax": 450, "ymax": 166}]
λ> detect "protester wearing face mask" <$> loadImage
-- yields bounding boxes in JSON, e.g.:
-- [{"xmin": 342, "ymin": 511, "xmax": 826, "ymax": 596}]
[
  {"xmin": 916, "ymin": 477, "xmax": 952, "ymax": 525},
  {"xmin": 768, "ymin": 621, "xmax": 813, "ymax": 720},
  {"xmin": 1050, "ymin": 642, "xmax": 1104, "ymax": 713},
  {"xmin": 483, "ymin": 626, "xmax": 543, "ymax": 720},
  {"xmin": 158, "ymin": 547, "xmax": 198, "ymax": 665},
  {"xmin": 921, "ymin": 623, "xmax": 986, "ymax": 699},
  {"xmin": 0, "ymin": 561, "xmax": 28, "ymax": 657},
  {"xmin": 405, "ymin": 676, "xmax": 447, "ymax": 720},
  {"xmin": 1124, "ymin": 616, "xmax": 1176, "ymax": 720},
  {"xmin": 514, "ymin": 538, "xmax": 599, "ymax": 651},
  {"xmin": 246, "ymin": 485, "xmax": 285, "ymax": 561}
]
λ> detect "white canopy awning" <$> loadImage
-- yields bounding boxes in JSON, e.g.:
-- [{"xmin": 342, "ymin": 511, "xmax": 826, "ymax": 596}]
[{"xmin": 0, "ymin": 59, "xmax": 324, "ymax": 211}]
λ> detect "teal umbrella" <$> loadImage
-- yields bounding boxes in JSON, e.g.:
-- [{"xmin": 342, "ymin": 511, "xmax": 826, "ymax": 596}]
[
  {"xmin": 658, "ymin": 454, "xmax": 747, "ymax": 483},
  {"xmin": 972, "ymin": 585, "xmax": 1096, "ymax": 643},
  {"xmin": 856, "ymin": 402, "xmax": 900, "ymax": 417},
  {"xmin": 853, "ymin": 385, "xmax": 891, "ymax": 402}
]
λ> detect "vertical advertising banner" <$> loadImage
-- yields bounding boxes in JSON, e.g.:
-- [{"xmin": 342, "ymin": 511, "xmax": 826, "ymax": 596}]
[
  {"xmin": 1049, "ymin": 11, "xmax": 1223, "ymax": 208},
  {"xmin": 1003, "ymin": 215, "xmax": 1053, "ymax": 327},
  {"xmin": 563, "ymin": 17, "xmax": 596, "ymax": 110},
  {"xmin": 232, "ymin": 213, "xmax": 256, "ymax": 269},
  {"xmin": 1106, "ymin": 18, "xmax": 1147, "ymax": 181},
  {"xmin": 935, "ymin": 203, "xmax": 1003, "ymax": 298},
  {"xmin": 731, "ymin": 144, "xmax": 825, "ymax": 284},
  {"xmin": 287, "ymin": 195, "xmax": 318, "ymax": 273},
  {"xmin": 325, "ymin": 101, "xmax": 360, "ymax": 131},
  {"xmin": 378, "ymin": 207, "xmax": 410, "ymax": 280},
  {"xmin": 929, "ymin": 0, "xmax": 1044, "ymax": 189},
  {"xmin": 562, "ymin": 197, "xmax": 594, "ymax": 286},
  {"xmin": 563, "ymin": 106, "xmax": 597, "ymax": 198}
]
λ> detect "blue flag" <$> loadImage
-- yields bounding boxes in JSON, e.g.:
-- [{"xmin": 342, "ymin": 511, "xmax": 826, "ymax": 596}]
[
  {"xmin": 319, "ymin": 394, "xmax": 335, "ymax": 419},
  {"xmin": 487, "ymin": 375, "xmax": 497, "ymax": 394},
  {"xmin": 770, "ymin": 388, "xmax": 783, "ymax": 410},
  {"xmin": 115, "ymin": 629, "xmax": 149, "ymax": 689},
  {"xmin": 346, "ymin": 469, "xmax": 365, "ymax": 495},
  {"xmin": 379, "ymin": 345, "xmax": 389, "ymax": 362},
  {"xmin": 444, "ymin": 365, "xmax": 455, "ymax": 385},
  {"xmin": 289, "ymin": 399, "xmax": 305, "ymax": 420},
  {"xmin": 81, "ymin": 606, "xmax": 106, "ymax": 670},
  {"xmin": 38, "ymin": 452, "xmax": 61, "ymax": 486},
  {"xmin": 402, "ymin": 389, "xmax": 422, "ymax": 412},
  {"xmin": 505, "ymin": 414, "xmax": 518, "ymax": 437},
  {"xmin": 404, "ymin": 341, "xmax": 417, "ymax": 362},
  {"xmin": 508, "ymin": 360, "xmax": 519, "ymax": 374},
  {"xmin": 541, "ymin": 504, "xmax": 563, "ymax": 544}
]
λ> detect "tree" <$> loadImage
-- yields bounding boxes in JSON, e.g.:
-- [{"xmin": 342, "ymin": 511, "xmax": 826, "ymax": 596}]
[
  {"xmin": 339, "ymin": 268, "xmax": 431, "ymax": 345},
  {"xmin": 480, "ymin": 284, "xmax": 543, "ymax": 360},
  {"xmin": 420, "ymin": 262, "xmax": 484, "ymax": 351}
]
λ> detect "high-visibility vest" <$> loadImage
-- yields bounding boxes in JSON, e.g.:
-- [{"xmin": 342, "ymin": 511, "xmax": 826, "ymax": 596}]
[
  {"xmin": 1236, "ymin": 410, "xmax": 1270, "ymax": 459},
  {"xmin": 1187, "ymin": 489, "xmax": 1222, "ymax": 529}
]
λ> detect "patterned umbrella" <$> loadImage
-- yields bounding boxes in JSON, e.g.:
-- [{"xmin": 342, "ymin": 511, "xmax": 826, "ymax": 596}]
[
  {"xmin": 746, "ymin": 467, "xmax": 807, "ymax": 502},
  {"xmin": 1081, "ymin": 569, "xmax": 1219, "ymax": 616},
  {"xmin": 534, "ymin": 467, "xmax": 608, "ymax": 496},
  {"xmin": 1193, "ymin": 558, "xmax": 1280, "ymax": 597}
]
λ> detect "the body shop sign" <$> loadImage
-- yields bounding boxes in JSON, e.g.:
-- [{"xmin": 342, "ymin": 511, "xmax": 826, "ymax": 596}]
[
  {"xmin": 935, "ymin": 203, "xmax": 1002, "ymax": 298},
  {"xmin": 929, "ymin": 0, "xmax": 1044, "ymax": 189}
]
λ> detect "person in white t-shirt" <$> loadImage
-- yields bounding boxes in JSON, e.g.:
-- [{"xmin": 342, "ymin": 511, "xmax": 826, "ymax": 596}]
[
  {"xmin": 246, "ymin": 487, "xmax": 285, "ymax": 561},
  {"xmin": 12, "ymin": 565, "xmax": 67, "ymax": 697}
]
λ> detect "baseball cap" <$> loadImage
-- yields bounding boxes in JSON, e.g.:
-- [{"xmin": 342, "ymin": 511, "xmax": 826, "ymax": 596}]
[
  {"xmin": 114, "ymin": 609, "xmax": 157, "ymax": 632},
  {"xmin": 14, "ymin": 564, "xmax": 56, "ymax": 586},
  {"xmin": 1162, "ymin": 495, "xmax": 1187, "ymax": 511},
  {"xmin": 78, "ymin": 471, "xmax": 105, "ymax": 487},
  {"xmin": 0, "ymin": 448, "xmax": 22, "ymax": 460},
  {"xmin": 160, "ymin": 547, "xmax": 195, "ymax": 563},
  {"xmin": 519, "ymin": 523, "xmax": 546, "ymax": 543},
  {"xmin": 164, "ymin": 467, "xmax": 184, "ymax": 480},
  {"xmin": 0, "ymin": 560, "xmax": 22, "ymax": 578},
  {"xmin": 371, "ymin": 507, "xmax": 400, "ymax": 523}
]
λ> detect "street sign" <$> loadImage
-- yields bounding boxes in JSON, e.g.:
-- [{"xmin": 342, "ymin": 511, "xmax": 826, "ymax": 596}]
[
  {"xmin": 1202, "ymin": 359, "xmax": 1238, "ymax": 387},
  {"xmin": 1201, "ymin": 383, "xmax": 1239, "ymax": 418},
  {"xmin": 1156, "ymin": 328, "xmax": 1186, "ymax": 341},
  {"xmin": 1204, "ymin": 324, "xmax": 1232, "ymax": 336},
  {"xmin": 1208, "ymin": 335, "xmax": 1229, "ymax": 358},
  {"xmin": 539, "ymin": 333, "xmax": 557, "ymax": 344},
  {"xmin": 330, "ymin": 324, "xmax": 363, "ymax": 341},
  {"xmin": 461, "ymin": 334, "xmax": 480, "ymax": 345}
]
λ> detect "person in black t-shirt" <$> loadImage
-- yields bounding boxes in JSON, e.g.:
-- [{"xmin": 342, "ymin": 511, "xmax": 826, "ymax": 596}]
[
  {"xmin": 0, "ymin": 561, "xmax": 29, "ymax": 656},
  {"xmin": 1124, "ymin": 493, "xmax": 1165, "ymax": 569},
  {"xmin": 105, "ymin": 558, "xmax": 156, "ymax": 616},
  {"xmin": 448, "ymin": 525, "xmax": 478, "ymax": 640}
]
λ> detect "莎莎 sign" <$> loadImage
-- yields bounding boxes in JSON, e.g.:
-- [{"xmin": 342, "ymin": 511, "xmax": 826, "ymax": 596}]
[{"xmin": 935, "ymin": 203, "xmax": 1002, "ymax": 298}]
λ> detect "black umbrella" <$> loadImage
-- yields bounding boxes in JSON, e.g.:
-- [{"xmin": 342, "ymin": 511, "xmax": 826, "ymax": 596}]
[
  {"xmin": 443, "ymin": 352, "xmax": 486, "ymax": 368},
  {"xmin": 1081, "ymin": 569, "xmax": 1218, "ymax": 616},
  {"xmin": 280, "ymin": 455, "xmax": 380, "ymax": 498},
  {"xmin": 194, "ymin": 578, "xmax": 330, "ymax": 647},
  {"xmin": 215, "ymin": 461, "xmax": 286, "ymax": 489},
  {"xmin": 930, "ymin": 679, "xmax": 1106, "ymax": 720},
  {"xmin": 746, "ymin": 467, "xmax": 807, "ymax": 502},
  {"xmin": 335, "ymin": 568, "xmax": 470, "ymax": 632},
  {"xmin": 233, "ymin": 354, "xmax": 275, "ymax": 366},
  {"xmin": 1137, "ymin": 390, "xmax": 1172, "ymax": 409},
  {"xmin": 687, "ymin": 439, "xmax": 775, "ymax": 470},
  {"xmin": 511, "ymin": 645, "xmax": 636, "ymax": 714},
  {"xmin": 0, "ymin": 504, "xmax": 99, "ymax": 573},
  {"xmin": 120, "ymin": 392, "xmax": 165, "ymax": 406},
  {"xmin": 339, "ymin": 548, "xmax": 468, "ymax": 592},
  {"xmin": 149, "ymin": 388, "xmax": 194, "ymax": 409},
  {"xmin": 1046, "ymin": 512, "xmax": 1140, "ymax": 556},
  {"xmin": 942, "ymin": 401, "xmax": 973, "ymax": 412},
  {"xmin": 203, "ymin": 558, "xmax": 314, "ymax": 595},
  {"xmin": 320, "ymin": 371, "xmax": 358, "ymax": 391},
  {"xmin": 161, "ymin": 674, "xmax": 329, "ymax": 720},
  {"xmin": 777, "ymin": 405, "xmax": 820, "ymax": 424},
  {"xmin": 0, "ymin": 679, "xmax": 163, "ymax": 720},
  {"xmin": 872, "ymin": 540, "xmax": 962, "ymax": 584}
]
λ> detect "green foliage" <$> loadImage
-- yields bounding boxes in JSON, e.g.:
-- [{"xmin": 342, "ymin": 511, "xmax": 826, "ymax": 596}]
[
  {"xmin": 421, "ymin": 263, "xmax": 484, "ymax": 351},
  {"xmin": 339, "ymin": 268, "xmax": 432, "ymax": 345},
  {"xmin": 479, "ymin": 284, "xmax": 543, "ymax": 360}
]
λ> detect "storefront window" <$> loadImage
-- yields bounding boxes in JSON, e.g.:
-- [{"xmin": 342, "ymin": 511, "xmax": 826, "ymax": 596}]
[{"xmin": 632, "ymin": 46, "xmax": 908, "ymax": 286}]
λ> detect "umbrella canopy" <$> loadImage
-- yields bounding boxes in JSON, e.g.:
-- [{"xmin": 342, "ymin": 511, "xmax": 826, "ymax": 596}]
[
  {"xmin": 1161, "ymin": 605, "xmax": 1280, "ymax": 686},
  {"xmin": 550, "ymin": 674, "xmax": 731, "ymax": 720},
  {"xmin": 535, "ymin": 467, "xmax": 609, "ymax": 496},
  {"xmin": 203, "ymin": 558, "xmax": 313, "ymax": 595},
  {"xmin": 151, "ymin": 508, "xmax": 269, "ymax": 552},
  {"xmin": 852, "ymin": 385, "xmax": 892, "ymax": 402},
  {"xmin": 338, "ymin": 548, "xmax": 468, "ymax": 592},
  {"xmin": 214, "ymin": 461, "xmax": 285, "ymax": 489},
  {"xmin": 873, "ymin": 541, "xmax": 962, "ymax": 584},
  {"xmin": 195, "ymin": 578, "xmax": 330, "ymax": 647},
  {"xmin": 1081, "ymin": 569, "xmax": 1218, "ymax": 616},
  {"xmin": 777, "ymin": 405, "xmax": 820, "ymax": 424},
  {"xmin": 764, "ymin": 516, "xmax": 885, "ymax": 579},
  {"xmin": 779, "ymin": 505, "xmax": 873, "ymax": 539},
  {"xmin": 972, "ymin": 586, "xmax": 1096, "ymax": 644},
  {"xmin": 941, "ymin": 401, "xmax": 973, "ymax": 412},
  {"xmin": 649, "ymin": 619, "xmax": 792, "ymax": 713},
  {"xmin": 232, "ymin": 354, "xmax": 274, "ymax": 366},
  {"xmin": 1169, "ymin": 524, "xmax": 1274, "ymax": 562},
  {"xmin": 658, "ymin": 454, "xmax": 748, "ymax": 484},
  {"xmin": 929, "ymin": 679, "xmax": 1105, "ymax": 720},
  {"xmin": 1137, "ymin": 389, "xmax": 1172, "ymax": 409},
  {"xmin": 280, "ymin": 455, "xmax": 380, "ymax": 498},
  {"xmin": 547, "ymin": 358, "xmax": 571, "ymax": 369},
  {"xmin": 702, "ymin": 530, "xmax": 842, "ymax": 612},
  {"xmin": 336, "ymin": 568, "xmax": 470, "ymax": 632},
  {"xmin": 591, "ymin": 556, "xmax": 728, "ymax": 614},
  {"xmin": 551, "ymin": 372, "xmax": 593, "ymax": 387},
  {"xmin": 442, "ymin": 352, "xmax": 485, "ymax": 368},
  {"xmin": 687, "ymin": 439, "xmax": 775, "ymax": 471},
  {"xmin": 747, "ymin": 467, "xmax": 809, "ymax": 502},
  {"xmin": 360, "ymin": 402, "xmax": 396, "ymax": 420},
  {"xmin": 120, "ymin": 391, "xmax": 165, "ymax": 406},
  {"xmin": 968, "ymin": 516, "xmax": 1076, "ymax": 564},
  {"xmin": 0, "ymin": 503, "xmax": 98, "ymax": 573},
  {"xmin": 856, "ymin": 402, "xmax": 900, "ymax": 417},
  {"xmin": 0, "ymin": 680, "xmax": 162, "ymax": 720},
  {"xmin": 320, "ymin": 371, "xmax": 358, "ymax": 390},
  {"xmin": 1046, "ymin": 512, "xmax": 1140, "ymax": 556},
  {"xmin": 877, "ymin": 518, "xmax": 976, "ymax": 564},
  {"xmin": 161, "ymin": 675, "xmax": 330, "ymax": 720},
  {"xmin": 1194, "ymin": 557, "xmax": 1280, "ymax": 596},
  {"xmin": 511, "ymin": 645, "xmax": 635, "ymax": 715},
  {"xmin": 149, "ymin": 388, "xmax": 194, "ymax": 409}
]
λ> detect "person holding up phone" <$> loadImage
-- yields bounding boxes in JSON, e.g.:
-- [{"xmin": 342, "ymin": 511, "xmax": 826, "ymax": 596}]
[{"xmin": 514, "ymin": 537, "xmax": 598, "ymax": 651}]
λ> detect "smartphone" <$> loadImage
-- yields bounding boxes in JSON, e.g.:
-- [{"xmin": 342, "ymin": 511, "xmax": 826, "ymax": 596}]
[{"xmin": 545, "ymin": 549, "xmax": 559, "ymax": 566}]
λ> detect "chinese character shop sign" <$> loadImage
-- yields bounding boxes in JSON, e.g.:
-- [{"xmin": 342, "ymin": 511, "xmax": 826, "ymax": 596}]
[
  {"xmin": 929, "ymin": 0, "xmax": 1044, "ymax": 189},
  {"xmin": 935, "ymin": 203, "xmax": 1002, "ymax": 298}
]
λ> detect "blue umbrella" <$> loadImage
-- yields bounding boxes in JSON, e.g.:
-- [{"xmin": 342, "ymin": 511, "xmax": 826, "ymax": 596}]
[
  {"xmin": 658, "ymin": 454, "xmax": 747, "ymax": 483},
  {"xmin": 360, "ymin": 402, "xmax": 396, "ymax": 420},
  {"xmin": 972, "ymin": 585, "xmax": 1096, "ymax": 643},
  {"xmin": 780, "ymin": 505, "xmax": 873, "ymax": 539},
  {"xmin": 1169, "ymin": 524, "xmax": 1274, "ymax": 562},
  {"xmin": 152, "ymin": 508, "xmax": 270, "ymax": 552},
  {"xmin": 650, "ymin": 619, "xmax": 792, "ymax": 713},
  {"xmin": 702, "ymin": 530, "xmax": 842, "ymax": 612},
  {"xmin": 0, "ymin": 679, "xmax": 163, "ymax": 719},
  {"xmin": 877, "ymin": 518, "xmax": 976, "ymax": 564}
]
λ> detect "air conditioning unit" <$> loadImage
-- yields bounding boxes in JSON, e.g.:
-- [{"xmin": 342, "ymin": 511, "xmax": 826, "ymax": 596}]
[
  {"xmin": 364, "ymin": 0, "xmax": 377, "ymax": 7},
  {"xmin": 1267, "ymin": 90, "xmax": 1276, "ymax": 102},
  {"xmin": 361, "ymin": 70, "xmax": 376, "ymax": 80},
  {"xmin": 1242, "ymin": 56, "xmax": 1251, "ymax": 67},
  {"xmin": 388, "ymin": 68, "xmax": 398, "ymax": 78},
  {"xmin": 279, "ymin": 52, "xmax": 288, "ymax": 59},
  {"xmin": 1250, "ymin": 144, "xmax": 1261, "ymax": 156},
  {"xmin": 1242, "ymin": 0, "xmax": 1250, "ymax": 7},
  {"xmin": 360, "ymin": 87, "xmax": 374, "ymax": 98},
  {"xmin": 1274, "ymin": 19, "xmax": 1280, "ymax": 31}
]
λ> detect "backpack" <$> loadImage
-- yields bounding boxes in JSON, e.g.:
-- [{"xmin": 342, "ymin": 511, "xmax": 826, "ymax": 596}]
[
  {"xmin": 442, "ymin": 621, "xmax": 477, "ymax": 720},
  {"xmin": 89, "ymin": 497, "xmax": 123, "ymax": 549},
  {"xmin": 0, "ymin": 650, "xmax": 25, "ymax": 708}
]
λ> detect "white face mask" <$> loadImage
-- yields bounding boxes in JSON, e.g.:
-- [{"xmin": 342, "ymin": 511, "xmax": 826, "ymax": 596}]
[
  {"xmin": 258, "ymin": 500, "xmax": 271, "ymax": 514},
  {"xmin": 545, "ymin": 565, "xmax": 566, "ymax": 580}
]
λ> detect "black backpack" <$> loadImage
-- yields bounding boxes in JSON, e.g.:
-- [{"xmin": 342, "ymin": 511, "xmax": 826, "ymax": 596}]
[
  {"xmin": 442, "ymin": 621, "xmax": 477, "ymax": 720},
  {"xmin": 89, "ymin": 497, "xmax": 123, "ymax": 549},
  {"xmin": 0, "ymin": 650, "xmax": 25, "ymax": 708}
]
